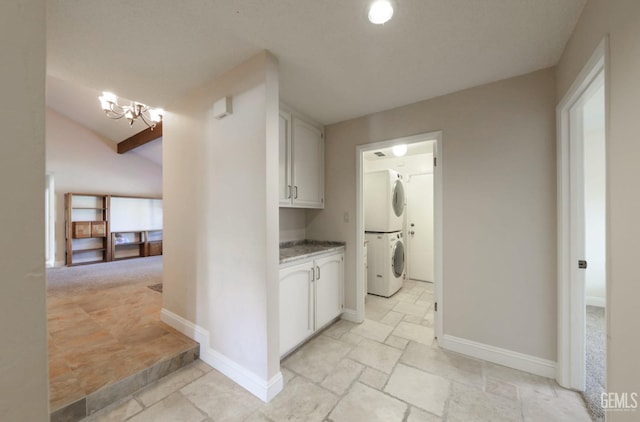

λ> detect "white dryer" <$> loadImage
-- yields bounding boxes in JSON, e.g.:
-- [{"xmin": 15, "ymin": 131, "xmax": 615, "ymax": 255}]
[
  {"xmin": 365, "ymin": 231, "xmax": 405, "ymax": 297},
  {"xmin": 365, "ymin": 169, "xmax": 405, "ymax": 232}
]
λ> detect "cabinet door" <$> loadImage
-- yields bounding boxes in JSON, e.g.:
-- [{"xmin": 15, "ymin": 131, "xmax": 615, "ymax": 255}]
[
  {"xmin": 292, "ymin": 117, "xmax": 324, "ymax": 208},
  {"xmin": 314, "ymin": 253, "xmax": 344, "ymax": 329},
  {"xmin": 279, "ymin": 261, "xmax": 314, "ymax": 356},
  {"xmin": 279, "ymin": 111, "xmax": 292, "ymax": 206}
]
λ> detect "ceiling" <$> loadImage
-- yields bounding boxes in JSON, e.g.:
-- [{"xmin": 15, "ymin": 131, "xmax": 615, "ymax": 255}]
[
  {"xmin": 46, "ymin": 0, "xmax": 586, "ymax": 163},
  {"xmin": 364, "ymin": 141, "xmax": 434, "ymax": 161}
]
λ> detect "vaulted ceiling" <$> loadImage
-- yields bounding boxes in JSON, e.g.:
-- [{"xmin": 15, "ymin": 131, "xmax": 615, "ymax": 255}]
[{"xmin": 47, "ymin": 0, "xmax": 586, "ymax": 153}]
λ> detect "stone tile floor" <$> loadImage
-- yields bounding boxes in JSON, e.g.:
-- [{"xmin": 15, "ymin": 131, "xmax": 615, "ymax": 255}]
[
  {"xmin": 48, "ymin": 267, "xmax": 198, "ymax": 413},
  {"xmin": 86, "ymin": 280, "xmax": 592, "ymax": 421}
]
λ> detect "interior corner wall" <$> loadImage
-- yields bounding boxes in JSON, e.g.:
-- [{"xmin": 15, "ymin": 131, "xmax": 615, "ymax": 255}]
[
  {"xmin": 306, "ymin": 68, "xmax": 558, "ymax": 361},
  {"xmin": 0, "ymin": 0, "xmax": 49, "ymax": 420},
  {"xmin": 556, "ymin": 1, "xmax": 640, "ymax": 417},
  {"xmin": 46, "ymin": 108, "xmax": 163, "ymax": 265},
  {"xmin": 279, "ymin": 208, "xmax": 306, "ymax": 242},
  {"xmin": 163, "ymin": 51, "xmax": 280, "ymax": 393}
]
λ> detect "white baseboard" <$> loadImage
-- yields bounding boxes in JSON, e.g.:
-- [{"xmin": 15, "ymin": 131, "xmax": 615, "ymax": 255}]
[
  {"xmin": 47, "ymin": 260, "xmax": 65, "ymax": 268},
  {"xmin": 586, "ymin": 296, "xmax": 606, "ymax": 307},
  {"xmin": 340, "ymin": 308, "xmax": 363, "ymax": 323},
  {"xmin": 439, "ymin": 334, "xmax": 556, "ymax": 379},
  {"xmin": 160, "ymin": 308, "xmax": 283, "ymax": 402}
]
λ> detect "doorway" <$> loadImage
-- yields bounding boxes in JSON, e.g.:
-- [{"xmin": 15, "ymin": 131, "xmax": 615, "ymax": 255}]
[
  {"xmin": 557, "ymin": 37, "xmax": 607, "ymax": 420},
  {"xmin": 355, "ymin": 131, "xmax": 443, "ymax": 341}
]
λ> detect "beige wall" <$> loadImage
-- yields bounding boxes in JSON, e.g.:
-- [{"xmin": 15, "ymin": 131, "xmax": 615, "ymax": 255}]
[
  {"xmin": 0, "ymin": 0, "xmax": 49, "ymax": 420},
  {"xmin": 279, "ymin": 208, "xmax": 306, "ymax": 242},
  {"xmin": 163, "ymin": 51, "xmax": 281, "ymax": 391},
  {"xmin": 307, "ymin": 68, "xmax": 558, "ymax": 360},
  {"xmin": 46, "ymin": 109, "xmax": 163, "ymax": 265},
  {"xmin": 556, "ymin": 0, "xmax": 640, "ymax": 417}
]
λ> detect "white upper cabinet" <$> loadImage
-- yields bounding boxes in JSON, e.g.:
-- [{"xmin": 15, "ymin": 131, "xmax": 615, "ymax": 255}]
[
  {"xmin": 279, "ymin": 110, "xmax": 293, "ymax": 206},
  {"xmin": 279, "ymin": 106, "xmax": 324, "ymax": 208}
]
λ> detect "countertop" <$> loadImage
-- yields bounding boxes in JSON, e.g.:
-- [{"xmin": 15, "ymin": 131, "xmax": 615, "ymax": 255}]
[{"xmin": 280, "ymin": 240, "xmax": 345, "ymax": 264}]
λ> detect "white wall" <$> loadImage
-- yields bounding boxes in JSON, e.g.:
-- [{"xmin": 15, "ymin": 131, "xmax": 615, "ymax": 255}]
[
  {"xmin": 0, "ymin": 1, "xmax": 49, "ymax": 420},
  {"xmin": 46, "ymin": 109, "xmax": 162, "ymax": 264},
  {"xmin": 307, "ymin": 68, "xmax": 557, "ymax": 361},
  {"xmin": 279, "ymin": 208, "xmax": 306, "ymax": 242},
  {"xmin": 556, "ymin": 1, "xmax": 640, "ymax": 415},
  {"xmin": 163, "ymin": 51, "xmax": 281, "ymax": 400},
  {"xmin": 583, "ymin": 84, "xmax": 606, "ymax": 307}
]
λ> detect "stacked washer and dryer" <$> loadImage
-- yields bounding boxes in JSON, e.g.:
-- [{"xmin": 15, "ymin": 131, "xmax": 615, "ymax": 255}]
[{"xmin": 365, "ymin": 169, "xmax": 406, "ymax": 297}]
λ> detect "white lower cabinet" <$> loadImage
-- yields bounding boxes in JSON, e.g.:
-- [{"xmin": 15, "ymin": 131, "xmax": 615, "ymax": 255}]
[
  {"xmin": 279, "ymin": 261, "xmax": 315, "ymax": 356},
  {"xmin": 279, "ymin": 251, "xmax": 344, "ymax": 357},
  {"xmin": 314, "ymin": 253, "xmax": 344, "ymax": 329}
]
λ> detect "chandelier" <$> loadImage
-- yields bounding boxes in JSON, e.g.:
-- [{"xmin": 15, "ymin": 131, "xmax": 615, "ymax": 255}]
[{"xmin": 98, "ymin": 92, "xmax": 164, "ymax": 129}]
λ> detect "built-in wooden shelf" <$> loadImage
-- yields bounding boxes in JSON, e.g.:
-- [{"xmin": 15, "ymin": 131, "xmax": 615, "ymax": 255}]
[
  {"xmin": 66, "ymin": 193, "xmax": 111, "ymax": 266},
  {"xmin": 65, "ymin": 193, "xmax": 163, "ymax": 266},
  {"xmin": 73, "ymin": 247, "xmax": 107, "ymax": 253},
  {"xmin": 112, "ymin": 230, "xmax": 163, "ymax": 261}
]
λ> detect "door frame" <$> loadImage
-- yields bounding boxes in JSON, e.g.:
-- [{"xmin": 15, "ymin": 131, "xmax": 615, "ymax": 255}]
[
  {"xmin": 556, "ymin": 36, "xmax": 608, "ymax": 390},
  {"xmin": 355, "ymin": 131, "xmax": 443, "ymax": 340},
  {"xmin": 45, "ymin": 173, "xmax": 56, "ymax": 268}
]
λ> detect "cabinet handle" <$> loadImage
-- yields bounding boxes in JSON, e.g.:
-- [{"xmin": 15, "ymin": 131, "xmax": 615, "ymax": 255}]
[
  {"xmin": 287, "ymin": 185, "xmax": 292, "ymax": 199},
  {"xmin": 308, "ymin": 269, "xmax": 313, "ymax": 330},
  {"xmin": 294, "ymin": 186, "xmax": 298, "ymax": 199},
  {"xmin": 316, "ymin": 265, "xmax": 320, "ymax": 280}
]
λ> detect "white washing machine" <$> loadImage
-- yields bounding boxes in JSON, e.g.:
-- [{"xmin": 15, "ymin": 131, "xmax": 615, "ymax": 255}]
[
  {"xmin": 365, "ymin": 169, "xmax": 405, "ymax": 232},
  {"xmin": 365, "ymin": 231, "xmax": 405, "ymax": 297}
]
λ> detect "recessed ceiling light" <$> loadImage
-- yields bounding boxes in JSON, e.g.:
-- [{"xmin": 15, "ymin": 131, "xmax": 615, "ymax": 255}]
[
  {"xmin": 368, "ymin": 0, "xmax": 394, "ymax": 25},
  {"xmin": 392, "ymin": 144, "xmax": 407, "ymax": 157}
]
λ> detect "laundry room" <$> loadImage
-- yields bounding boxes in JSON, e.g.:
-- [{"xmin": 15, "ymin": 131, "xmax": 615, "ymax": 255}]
[{"xmin": 363, "ymin": 139, "xmax": 436, "ymax": 329}]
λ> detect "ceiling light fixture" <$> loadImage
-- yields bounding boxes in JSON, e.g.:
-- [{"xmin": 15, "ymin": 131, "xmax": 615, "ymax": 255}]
[
  {"xmin": 368, "ymin": 0, "xmax": 394, "ymax": 24},
  {"xmin": 392, "ymin": 144, "xmax": 407, "ymax": 157},
  {"xmin": 98, "ymin": 92, "xmax": 164, "ymax": 129}
]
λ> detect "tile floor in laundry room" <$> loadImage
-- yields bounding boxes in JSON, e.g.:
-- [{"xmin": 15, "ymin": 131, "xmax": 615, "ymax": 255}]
[{"xmin": 85, "ymin": 280, "xmax": 592, "ymax": 422}]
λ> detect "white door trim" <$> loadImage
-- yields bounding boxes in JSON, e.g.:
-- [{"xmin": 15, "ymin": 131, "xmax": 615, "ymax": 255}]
[
  {"xmin": 45, "ymin": 173, "xmax": 55, "ymax": 268},
  {"xmin": 355, "ymin": 131, "xmax": 443, "ymax": 341},
  {"xmin": 556, "ymin": 36, "xmax": 608, "ymax": 390}
]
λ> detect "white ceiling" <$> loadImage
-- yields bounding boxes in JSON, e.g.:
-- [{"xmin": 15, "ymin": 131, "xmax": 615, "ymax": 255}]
[
  {"xmin": 364, "ymin": 141, "xmax": 434, "ymax": 161},
  {"xmin": 46, "ymin": 75, "xmax": 157, "ymax": 142},
  {"xmin": 46, "ymin": 0, "xmax": 585, "ymax": 164}
]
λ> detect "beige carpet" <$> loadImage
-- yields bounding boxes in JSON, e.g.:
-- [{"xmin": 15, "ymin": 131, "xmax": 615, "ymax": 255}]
[
  {"xmin": 584, "ymin": 305, "xmax": 605, "ymax": 422},
  {"xmin": 47, "ymin": 256, "xmax": 163, "ymax": 293}
]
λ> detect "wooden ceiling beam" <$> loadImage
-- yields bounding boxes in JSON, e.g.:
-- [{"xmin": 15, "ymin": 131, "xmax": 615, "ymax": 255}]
[{"xmin": 117, "ymin": 122, "xmax": 162, "ymax": 154}]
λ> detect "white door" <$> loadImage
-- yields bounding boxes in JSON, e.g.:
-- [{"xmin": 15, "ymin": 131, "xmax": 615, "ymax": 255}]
[
  {"xmin": 314, "ymin": 253, "xmax": 343, "ymax": 329},
  {"xmin": 279, "ymin": 261, "xmax": 314, "ymax": 356},
  {"xmin": 278, "ymin": 110, "xmax": 292, "ymax": 206},
  {"xmin": 407, "ymin": 173, "xmax": 434, "ymax": 282},
  {"xmin": 292, "ymin": 117, "xmax": 324, "ymax": 208},
  {"xmin": 557, "ymin": 41, "xmax": 607, "ymax": 390}
]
